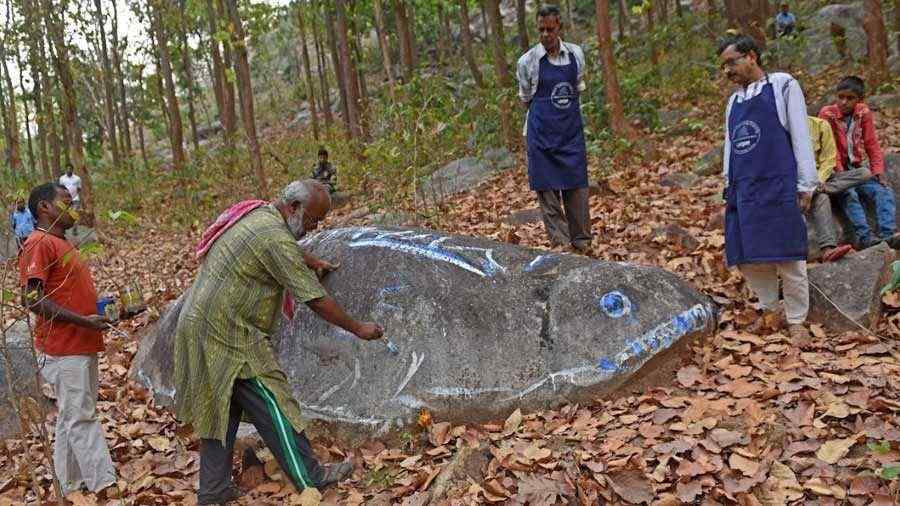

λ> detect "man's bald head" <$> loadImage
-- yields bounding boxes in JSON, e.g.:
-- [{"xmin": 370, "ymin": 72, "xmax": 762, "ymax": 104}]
[{"xmin": 276, "ymin": 179, "xmax": 331, "ymax": 239}]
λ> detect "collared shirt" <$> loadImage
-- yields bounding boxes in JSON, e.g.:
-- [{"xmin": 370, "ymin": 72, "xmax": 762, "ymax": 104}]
[
  {"xmin": 516, "ymin": 40, "xmax": 587, "ymax": 135},
  {"xmin": 58, "ymin": 174, "xmax": 81, "ymax": 202},
  {"xmin": 807, "ymin": 116, "xmax": 837, "ymax": 183},
  {"xmin": 174, "ymin": 205, "xmax": 326, "ymax": 442},
  {"xmin": 723, "ymin": 72, "xmax": 818, "ymax": 193},
  {"xmin": 10, "ymin": 208, "xmax": 35, "ymax": 239},
  {"xmin": 775, "ymin": 12, "xmax": 796, "ymax": 29}
]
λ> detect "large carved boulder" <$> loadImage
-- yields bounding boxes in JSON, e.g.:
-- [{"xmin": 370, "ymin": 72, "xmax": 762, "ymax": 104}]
[
  {"xmin": 131, "ymin": 227, "xmax": 716, "ymax": 440},
  {"xmin": 0, "ymin": 320, "xmax": 42, "ymax": 439}
]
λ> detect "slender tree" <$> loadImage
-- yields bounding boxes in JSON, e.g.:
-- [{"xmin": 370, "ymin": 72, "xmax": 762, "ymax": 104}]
[
  {"xmin": 92, "ymin": 0, "xmax": 121, "ymax": 171},
  {"xmin": 325, "ymin": 4, "xmax": 350, "ymax": 134},
  {"xmin": 485, "ymin": 0, "xmax": 511, "ymax": 87},
  {"xmin": 178, "ymin": 0, "xmax": 200, "ymax": 152},
  {"xmin": 595, "ymin": 0, "xmax": 632, "ymax": 137},
  {"xmin": 42, "ymin": 0, "xmax": 94, "ymax": 221},
  {"xmin": 13, "ymin": 44, "xmax": 35, "ymax": 172},
  {"xmin": 296, "ymin": 0, "xmax": 320, "ymax": 140},
  {"xmin": 110, "ymin": 0, "xmax": 132, "ymax": 156},
  {"xmin": 372, "ymin": 0, "xmax": 395, "ymax": 94},
  {"xmin": 646, "ymin": 1, "xmax": 659, "ymax": 65},
  {"xmin": 517, "ymin": 0, "xmax": 529, "ymax": 51},
  {"xmin": 458, "ymin": 0, "xmax": 484, "ymax": 87},
  {"xmin": 863, "ymin": 0, "xmax": 890, "ymax": 86},
  {"xmin": 335, "ymin": 0, "xmax": 361, "ymax": 139},
  {"xmin": 617, "ymin": 0, "xmax": 627, "ymax": 39},
  {"xmin": 205, "ymin": 0, "xmax": 236, "ymax": 148},
  {"xmin": 223, "ymin": 0, "xmax": 268, "ymax": 194},
  {"xmin": 393, "ymin": 0, "xmax": 415, "ymax": 79},
  {"xmin": 149, "ymin": 0, "xmax": 187, "ymax": 172},
  {"xmin": 311, "ymin": 0, "xmax": 333, "ymax": 128}
]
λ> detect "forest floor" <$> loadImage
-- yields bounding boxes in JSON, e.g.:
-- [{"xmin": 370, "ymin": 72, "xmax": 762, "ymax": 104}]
[{"xmin": 2, "ymin": 63, "xmax": 900, "ymax": 505}]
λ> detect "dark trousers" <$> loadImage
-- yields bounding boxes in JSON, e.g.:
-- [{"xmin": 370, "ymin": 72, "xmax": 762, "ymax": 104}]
[
  {"xmin": 536, "ymin": 188, "xmax": 592, "ymax": 248},
  {"xmin": 199, "ymin": 378, "xmax": 324, "ymax": 502}
]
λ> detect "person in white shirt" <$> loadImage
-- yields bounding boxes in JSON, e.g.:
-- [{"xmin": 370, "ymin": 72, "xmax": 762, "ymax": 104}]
[
  {"xmin": 58, "ymin": 163, "xmax": 83, "ymax": 236},
  {"xmin": 719, "ymin": 34, "xmax": 816, "ymax": 341},
  {"xmin": 515, "ymin": 4, "xmax": 592, "ymax": 254},
  {"xmin": 59, "ymin": 164, "xmax": 82, "ymax": 207}
]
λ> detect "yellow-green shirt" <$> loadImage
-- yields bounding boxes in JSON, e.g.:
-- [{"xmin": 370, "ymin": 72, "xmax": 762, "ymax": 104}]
[
  {"xmin": 173, "ymin": 205, "xmax": 326, "ymax": 442},
  {"xmin": 808, "ymin": 116, "xmax": 837, "ymax": 184}
]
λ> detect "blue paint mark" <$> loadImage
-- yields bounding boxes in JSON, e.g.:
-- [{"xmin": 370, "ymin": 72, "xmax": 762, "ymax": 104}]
[
  {"xmin": 380, "ymin": 284, "xmax": 407, "ymax": 296},
  {"xmin": 596, "ymin": 304, "xmax": 713, "ymax": 373},
  {"xmin": 386, "ymin": 340, "xmax": 400, "ymax": 355},
  {"xmin": 524, "ymin": 254, "xmax": 560, "ymax": 273},
  {"xmin": 350, "ymin": 234, "xmax": 488, "ymax": 277},
  {"xmin": 599, "ymin": 291, "xmax": 632, "ymax": 318}
]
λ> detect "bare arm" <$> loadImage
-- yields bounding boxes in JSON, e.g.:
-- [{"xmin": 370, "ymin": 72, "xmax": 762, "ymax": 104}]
[
  {"xmin": 306, "ymin": 295, "xmax": 382, "ymax": 340},
  {"xmin": 23, "ymin": 279, "xmax": 106, "ymax": 330}
]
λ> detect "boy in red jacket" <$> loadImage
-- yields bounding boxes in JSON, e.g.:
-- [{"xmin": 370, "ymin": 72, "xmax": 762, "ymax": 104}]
[{"xmin": 819, "ymin": 76, "xmax": 895, "ymax": 249}]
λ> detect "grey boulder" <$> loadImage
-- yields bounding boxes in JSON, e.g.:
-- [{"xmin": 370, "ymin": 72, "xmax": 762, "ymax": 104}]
[
  {"xmin": 130, "ymin": 227, "xmax": 717, "ymax": 440},
  {"xmin": 0, "ymin": 320, "xmax": 42, "ymax": 439},
  {"xmin": 418, "ymin": 148, "xmax": 515, "ymax": 205},
  {"xmin": 808, "ymin": 243, "xmax": 896, "ymax": 332}
]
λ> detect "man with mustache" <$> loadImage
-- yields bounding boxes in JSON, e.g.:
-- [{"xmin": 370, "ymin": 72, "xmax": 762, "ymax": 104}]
[
  {"xmin": 718, "ymin": 35, "xmax": 817, "ymax": 341},
  {"xmin": 174, "ymin": 180, "xmax": 384, "ymax": 504},
  {"xmin": 516, "ymin": 4, "xmax": 591, "ymax": 253}
]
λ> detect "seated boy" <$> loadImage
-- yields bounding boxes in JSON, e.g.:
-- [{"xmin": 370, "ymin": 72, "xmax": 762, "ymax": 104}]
[
  {"xmin": 311, "ymin": 146, "xmax": 337, "ymax": 193},
  {"xmin": 806, "ymin": 115, "xmax": 852, "ymax": 262},
  {"xmin": 819, "ymin": 76, "xmax": 896, "ymax": 249}
]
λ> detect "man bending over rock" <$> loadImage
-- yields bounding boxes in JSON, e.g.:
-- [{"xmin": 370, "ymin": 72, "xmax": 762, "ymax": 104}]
[{"xmin": 174, "ymin": 180, "xmax": 384, "ymax": 505}]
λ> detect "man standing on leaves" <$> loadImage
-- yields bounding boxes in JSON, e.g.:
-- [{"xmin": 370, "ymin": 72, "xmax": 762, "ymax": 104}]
[
  {"xmin": 516, "ymin": 4, "xmax": 592, "ymax": 253},
  {"xmin": 174, "ymin": 180, "xmax": 384, "ymax": 505},
  {"xmin": 19, "ymin": 183, "xmax": 117, "ymax": 499},
  {"xmin": 58, "ymin": 164, "xmax": 82, "ymax": 236},
  {"xmin": 718, "ymin": 35, "xmax": 817, "ymax": 341}
]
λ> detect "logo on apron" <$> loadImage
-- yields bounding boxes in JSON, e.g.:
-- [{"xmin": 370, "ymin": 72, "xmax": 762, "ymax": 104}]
[
  {"xmin": 731, "ymin": 120, "xmax": 762, "ymax": 154},
  {"xmin": 551, "ymin": 82, "xmax": 575, "ymax": 110}
]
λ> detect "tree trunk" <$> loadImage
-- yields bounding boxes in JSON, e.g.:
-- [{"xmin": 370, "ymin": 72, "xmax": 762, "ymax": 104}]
[
  {"xmin": 595, "ymin": 0, "xmax": 631, "ymax": 137},
  {"xmin": 178, "ymin": 1, "xmax": 200, "ymax": 152},
  {"xmin": 110, "ymin": 0, "xmax": 131, "ymax": 157},
  {"xmin": 0, "ymin": 63, "xmax": 20, "ymax": 174},
  {"xmin": 42, "ymin": 30, "xmax": 61, "ymax": 176},
  {"xmin": 895, "ymin": 0, "xmax": 899, "ymax": 55},
  {"xmin": 485, "ymin": 0, "xmax": 511, "ymax": 87},
  {"xmin": 296, "ymin": 1, "xmax": 320, "ymax": 140},
  {"xmin": 334, "ymin": 0, "xmax": 361, "ymax": 140},
  {"xmin": 205, "ymin": 0, "xmax": 236, "ymax": 148},
  {"xmin": 647, "ymin": 2, "xmax": 659, "ymax": 65},
  {"xmin": 393, "ymin": 0, "xmax": 415, "ymax": 80},
  {"xmin": 325, "ymin": 4, "xmax": 350, "ymax": 135},
  {"xmin": 136, "ymin": 66, "xmax": 149, "ymax": 169},
  {"xmin": 311, "ymin": 0, "xmax": 333, "ymax": 128},
  {"xmin": 150, "ymin": 0, "xmax": 187, "ymax": 173},
  {"xmin": 617, "ymin": 0, "xmax": 627, "ymax": 39},
  {"xmin": 659, "ymin": 0, "xmax": 669, "ymax": 24},
  {"xmin": 43, "ymin": 0, "xmax": 93, "ymax": 222},
  {"xmin": 676, "ymin": 0, "xmax": 683, "ymax": 17},
  {"xmin": 480, "ymin": 0, "xmax": 489, "ymax": 40},
  {"xmin": 92, "ymin": 0, "xmax": 121, "ymax": 171},
  {"xmin": 351, "ymin": 16, "xmax": 369, "ymax": 126},
  {"xmin": 14, "ymin": 46, "xmax": 35, "ymax": 173},
  {"xmin": 565, "ymin": 0, "xmax": 574, "ymax": 26},
  {"xmin": 436, "ymin": 2, "xmax": 448, "ymax": 63},
  {"xmin": 20, "ymin": 0, "xmax": 50, "ymax": 178},
  {"xmin": 516, "ymin": 0, "xmax": 529, "ymax": 51},
  {"xmin": 458, "ymin": 0, "xmax": 485, "ymax": 87},
  {"xmin": 440, "ymin": 3, "xmax": 453, "ymax": 59},
  {"xmin": 863, "ymin": 0, "xmax": 890, "ymax": 86},
  {"xmin": 223, "ymin": 0, "xmax": 268, "ymax": 195},
  {"xmin": 372, "ymin": 0, "xmax": 395, "ymax": 94}
]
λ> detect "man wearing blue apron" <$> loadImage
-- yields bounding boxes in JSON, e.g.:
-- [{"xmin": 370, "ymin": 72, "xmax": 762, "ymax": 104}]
[
  {"xmin": 516, "ymin": 5, "xmax": 592, "ymax": 253},
  {"xmin": 718, "ymin": 35, "xmax": 818, "ymax": 341}
]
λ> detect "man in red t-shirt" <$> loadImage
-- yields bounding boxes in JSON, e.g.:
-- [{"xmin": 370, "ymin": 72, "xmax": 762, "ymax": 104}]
[{"xmin": 19, "ymin": 182, "xmax": 117, "ymax": 498}]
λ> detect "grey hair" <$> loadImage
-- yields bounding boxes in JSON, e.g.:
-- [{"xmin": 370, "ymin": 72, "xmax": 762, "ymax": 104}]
[{"xmin": 278, "ymin": 179, "xmax": 331, "ymax": 209}]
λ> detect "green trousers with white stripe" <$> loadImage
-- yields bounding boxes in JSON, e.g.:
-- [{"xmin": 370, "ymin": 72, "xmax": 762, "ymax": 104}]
[{"xmin": 199, "ymin": 378, "xmax": 324, "ymax": 501}]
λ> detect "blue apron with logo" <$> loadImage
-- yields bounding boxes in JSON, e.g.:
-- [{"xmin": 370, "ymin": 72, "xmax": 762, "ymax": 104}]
[
  {"xmin": 526, "ymin": 55, "xmax": 589, "ymax": 191},
  {"xmin": 725, "ymin": 76, "xmax": 807, "ymax": 266}
]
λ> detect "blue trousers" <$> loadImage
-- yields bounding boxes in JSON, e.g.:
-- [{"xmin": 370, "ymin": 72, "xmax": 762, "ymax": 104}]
[{"xmin": 840, "ymin": 180, "xmax": 896, "ymax": 243}]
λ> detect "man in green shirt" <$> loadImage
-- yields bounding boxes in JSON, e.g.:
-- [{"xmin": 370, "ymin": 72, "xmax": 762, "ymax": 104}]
[{"xmin": 174, "ymin": 180, "xmax": 383, "ymax": 504}]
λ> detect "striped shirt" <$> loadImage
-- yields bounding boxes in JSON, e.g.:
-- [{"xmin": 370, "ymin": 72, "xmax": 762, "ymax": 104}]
[{"xmin": 173, "ymin": 205, "xmax": 326, "ymax": 442}]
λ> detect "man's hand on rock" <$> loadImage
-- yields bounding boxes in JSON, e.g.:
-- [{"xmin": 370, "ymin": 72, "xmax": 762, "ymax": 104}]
[
  {"xmin": 313, "ymin": 260, "xmax": 340, "ymax": 279},
  {"xmin": 354, "ymin": 322, "xmax": 384, "ymax": 341},
  {"xmin": 798, "ymin": 192, "xmax": 813, "ymax": 213}
]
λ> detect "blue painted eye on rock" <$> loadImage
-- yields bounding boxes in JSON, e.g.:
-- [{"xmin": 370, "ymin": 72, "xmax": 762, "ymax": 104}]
[{"xmin": 599, "ymin": 290, "xmax": 632, "ymax": 319}]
